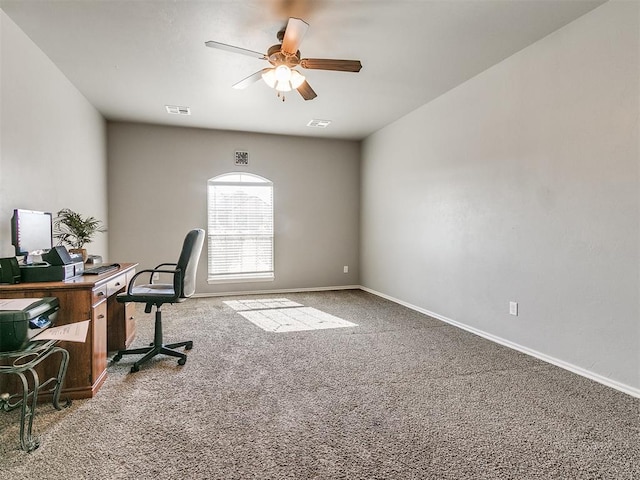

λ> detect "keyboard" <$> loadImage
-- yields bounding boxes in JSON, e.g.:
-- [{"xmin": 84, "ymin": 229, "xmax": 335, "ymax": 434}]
[{"xmin": 84, "ymin": 263, "xmax": 120, "ymax": 275}]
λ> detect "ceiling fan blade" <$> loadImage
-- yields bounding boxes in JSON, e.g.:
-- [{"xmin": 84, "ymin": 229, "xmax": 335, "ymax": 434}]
[
  {"xmin": 205, "ymin": 41, "xmax": 267, "ymax": 60},
  {"xmin": 281, "ymin": 17, "xmax": 309, "ymax": 56},
  {"xmin": 232, "ymin": 68, "xmax": 272, "ymax": 89},
  {"xmin": 297, "ymin": 80, "xmax": 317, "ymax": 101},
  {"xmin": 300, "ymin": 58, "xmax": 362, "ymax": 72}
]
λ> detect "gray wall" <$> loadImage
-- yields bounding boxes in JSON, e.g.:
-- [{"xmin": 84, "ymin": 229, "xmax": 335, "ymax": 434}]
[
  {"xmin": 0, "ymin": 10, "xmax": 108, "ymax": 259},
  {"xmin": 107, "ymin": 122, "xmax": 360, "ymax": 294},
  {"xmin": 360, "ymin": 1, "xmax": 639, "ymax": 393}
]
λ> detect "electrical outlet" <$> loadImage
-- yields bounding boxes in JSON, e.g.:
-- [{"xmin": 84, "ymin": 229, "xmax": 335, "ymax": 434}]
[
  {"xmin": 343, "ymin": 266, "xmax": 349, "ymax": 274},
  {"xmin": 509, "ymin": 301, "xmax": 518, "ymax": 316}
]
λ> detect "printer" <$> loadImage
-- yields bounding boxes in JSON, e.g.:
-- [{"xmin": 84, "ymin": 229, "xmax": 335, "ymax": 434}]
[{"xmin": 0, "ymin": 297, "xmax": 59, "ymax": 352}]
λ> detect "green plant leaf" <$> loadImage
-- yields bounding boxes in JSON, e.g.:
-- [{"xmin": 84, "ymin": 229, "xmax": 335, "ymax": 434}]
[{"xmin": 53, "ymin": 208, "xmax": 107, "ymax": 249}]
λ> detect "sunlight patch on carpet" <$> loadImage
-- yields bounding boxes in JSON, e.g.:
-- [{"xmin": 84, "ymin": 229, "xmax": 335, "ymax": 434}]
[
  {"xmin": 223, "ymin": 298, "xmax": 358, "ymax": 332},
  {"xmin": 223, "ymin": 298, "xmax": 302, "ymax": 311},
  {"xmin": 238, "ymin": 307, "xmax": 357, "ymax": 332}
]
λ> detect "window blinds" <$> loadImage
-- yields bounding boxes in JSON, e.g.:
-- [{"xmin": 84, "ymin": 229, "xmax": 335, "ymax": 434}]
[{"xmin": 207, "ymin": 176, "xmax": 274, "ymax": 281}]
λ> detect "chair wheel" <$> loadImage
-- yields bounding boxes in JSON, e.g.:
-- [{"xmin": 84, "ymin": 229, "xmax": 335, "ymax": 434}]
[
  {"xmin": 178, "ymin": 358, "xmax": 186, "ymax": 366},
  {"xmin": 112, "ymin": 353, "xmax": 122, "ymax": 363},
  {"xmin": 185, "ymin": 341, "xmax": 193, "ymax": 350},
  {"xmin": 130, "ymin": 364, "xmax": 140, "ymax": 373}
]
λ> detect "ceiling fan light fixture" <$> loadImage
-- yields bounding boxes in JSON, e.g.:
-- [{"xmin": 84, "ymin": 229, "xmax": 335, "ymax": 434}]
[
  {"xmin": 274, "ymin": 65, "xmax": 292, "ymax": 82},
  {"xmin": 262, "ymin": 66, "xmax": 305, "ymax": 92},
  {"xmin": 275, "ymin": 80, "xmax": 292, "ymax": 92},
  {"xmin": 261, "ymin": 68, "xmax": 277, "ymax": 88},
  {"xmin": 290, "ymin": 70, "xmax": 305, "ymax": 89}
]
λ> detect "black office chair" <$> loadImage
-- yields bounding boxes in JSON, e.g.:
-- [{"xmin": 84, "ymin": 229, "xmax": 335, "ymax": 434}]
[{"xmin": 112, "ymin": 228, "xmax": 205, "ymax": 372}]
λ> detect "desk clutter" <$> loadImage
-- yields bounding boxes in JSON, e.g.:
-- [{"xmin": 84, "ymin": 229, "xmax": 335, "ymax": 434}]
[
  {"xmin": 19, "ymin": 261, "xmax": 84, "ymax": 282},
  {"xmin": 0, "ymin": 298, "xmax": 90, "ymax": 351},
  {"xmin": 11, "ymin": 246, "xmax": 84, "ymax": 283},
  {"xmin": 0, "ymin": 248, "xmax": 119, "ymax": 285},
  {"xmin": 0, "ymin": 246, "xmax": 85, "ymax": 284},
  {"xmin": 0, "ymin": 263, "xmax": 138, "ymax": 402},
  {"xmin": 0, "ymin": 297, "xmax": 59, "ymax": 352}
]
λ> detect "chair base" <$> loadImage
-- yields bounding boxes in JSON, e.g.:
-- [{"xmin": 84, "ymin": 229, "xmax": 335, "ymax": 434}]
[
  {"xmin": 111, "ymin": 307, "xmax": 193, "ymax": 372},
  {"xmin": 112, "ymin": 340, "xmax": 193, "ymax": 372}
]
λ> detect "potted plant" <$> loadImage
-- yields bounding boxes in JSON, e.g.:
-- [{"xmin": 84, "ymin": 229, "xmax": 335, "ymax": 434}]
[{"xmin": 53, "ymin": 208, "xmax": 107, "ymax": 261}]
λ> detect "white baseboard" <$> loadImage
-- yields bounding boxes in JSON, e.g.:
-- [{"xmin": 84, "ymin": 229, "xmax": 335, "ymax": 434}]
[
  {"xmin": 360, "ymin": 286, "xmax": 640, "ymax": 399},
  {"xmin": 193, "ymin": 285, "xmax": 361, "ymax": 298}
]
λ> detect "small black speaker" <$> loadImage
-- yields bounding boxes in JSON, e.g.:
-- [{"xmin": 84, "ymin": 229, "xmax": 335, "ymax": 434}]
[
  {"xmin": 0, "ymin": 257, "xmax": 21, "ymax": 284},
  {"xmin": 42, "ymin": 246, "xmax": 73, "ymax": 266}
]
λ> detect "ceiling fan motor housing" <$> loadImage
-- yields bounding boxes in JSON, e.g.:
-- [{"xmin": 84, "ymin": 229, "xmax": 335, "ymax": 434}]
[{"xmin": 267, "ymin": 44, "xmax": 300, "ymax": 67}]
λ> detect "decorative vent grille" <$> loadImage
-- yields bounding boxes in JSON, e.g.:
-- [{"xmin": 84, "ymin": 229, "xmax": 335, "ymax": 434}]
[
  {"xmin": 307, "ymin": 119, "xmax": 331, "ymax": 128},
  {"xmin": 235, "ymin": 151, "xmax": 249, "ymax": 166},
  {"xmin": 165, "ymin": 105, "xmax": 191, "ymax": 115}
]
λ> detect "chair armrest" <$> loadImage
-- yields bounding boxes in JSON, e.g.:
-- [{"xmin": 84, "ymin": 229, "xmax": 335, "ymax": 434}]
[
  {"xmin": 154, "ymin": 262, "xmax": 177, "ymax": 268},
  {"xmin": 126, "ymin": 268, "xmax": 180, "ymax": 295},
  {"xmin": 148, "ymin": 263, "xmax": 178, "ymax": 283}
]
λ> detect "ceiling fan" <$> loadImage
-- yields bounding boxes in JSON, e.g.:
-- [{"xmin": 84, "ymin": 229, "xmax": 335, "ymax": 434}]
[{"xmin": 205, "ymin": 17, "xmax": 362, "ymax": 101}]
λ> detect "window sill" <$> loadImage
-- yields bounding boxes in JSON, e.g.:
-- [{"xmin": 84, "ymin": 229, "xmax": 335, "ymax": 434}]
[{"xmin": 207, "ymin": 273, "xmax": 275, "ymax": 284}]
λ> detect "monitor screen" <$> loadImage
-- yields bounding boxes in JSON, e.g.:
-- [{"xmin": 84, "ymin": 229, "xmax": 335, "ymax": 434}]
[{"xmin": 11, "ymin": 209, "xmax": 53, "ymax": 256}]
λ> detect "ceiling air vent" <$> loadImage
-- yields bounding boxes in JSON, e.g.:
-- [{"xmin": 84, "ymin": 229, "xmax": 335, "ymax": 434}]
[
  {"xmin": 165, "ymin": 105, "xmax": 191, "ymax": 115},
  {"xmin": 307, "ymin": 119, "xmax": 331, "ymax": 128}
]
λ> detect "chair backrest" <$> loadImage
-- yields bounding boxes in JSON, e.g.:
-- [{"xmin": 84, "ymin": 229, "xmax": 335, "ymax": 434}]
[{"xmin": 176, "ymin": 228, "xmax": 205, "ymax": 298}]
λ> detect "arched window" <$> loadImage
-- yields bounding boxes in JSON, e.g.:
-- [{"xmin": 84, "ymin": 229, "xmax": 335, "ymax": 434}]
[{"xmin": 207, "ymin": 173, "xmax": 274, "ymax": 283}]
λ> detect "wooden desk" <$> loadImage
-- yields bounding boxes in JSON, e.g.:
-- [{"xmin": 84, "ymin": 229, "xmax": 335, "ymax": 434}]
[{"xmin": 0, "ymin": 263, "xmax": 138, "ymax": 399}]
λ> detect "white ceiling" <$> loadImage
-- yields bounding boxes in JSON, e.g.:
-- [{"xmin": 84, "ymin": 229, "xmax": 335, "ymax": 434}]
[{"xmin": 1, "ymin": 0, "xmax": 605, "ymax": 140}]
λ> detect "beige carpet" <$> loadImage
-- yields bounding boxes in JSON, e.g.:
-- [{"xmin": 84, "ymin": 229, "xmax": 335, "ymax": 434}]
[{"xmin": 0, "ymin": 290, "xmax": 638, "ymax": 479}]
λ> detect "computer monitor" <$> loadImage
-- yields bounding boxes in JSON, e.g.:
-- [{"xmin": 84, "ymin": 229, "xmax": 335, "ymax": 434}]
[{"xmin": 11, "ymin": 209, "xmax": 53, "ymax": 257}]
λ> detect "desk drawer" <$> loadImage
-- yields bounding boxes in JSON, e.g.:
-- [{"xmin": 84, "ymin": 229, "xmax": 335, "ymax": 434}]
[
  {"xmin": 124, "ymin": 302, "xmax": 136, "ymax": 347},
  {"xmin": 106, "ymin": 274, "xmax": 126, "ymax": 297},
  {"xmin": 92, "ymin": 285, "xmax": 107, "ymax": 306},
  {"xmin": 106, "ymin": 297, "xmax": 136, "ymax": 351},
  {"xmin": 92, "ymin": 301, "xmax": 108, "ymax": 382},
  {"xmin": 126, "ymin": 268, "xmax": 136, "ymax": 284}
]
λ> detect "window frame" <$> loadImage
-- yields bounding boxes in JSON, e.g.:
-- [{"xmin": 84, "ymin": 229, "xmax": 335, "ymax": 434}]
[{"xmin": 206, "ymin": 172, "xmax": 274, "ymax": 284}]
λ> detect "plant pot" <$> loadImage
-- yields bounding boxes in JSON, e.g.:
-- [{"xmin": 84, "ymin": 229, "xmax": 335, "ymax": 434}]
[{"xmin": 69, "ymin": 248, "xmax": 88, "ymax": 262}]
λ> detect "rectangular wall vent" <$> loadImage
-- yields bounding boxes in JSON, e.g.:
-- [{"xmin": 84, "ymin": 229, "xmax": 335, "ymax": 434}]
[
  {"xmin": 165, "ymin": 105, "xmax": 191, "ymax": 115},
  {"xmin": 307, "ymin": 119, "xmax": 331, "ymax": 128}
]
